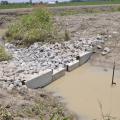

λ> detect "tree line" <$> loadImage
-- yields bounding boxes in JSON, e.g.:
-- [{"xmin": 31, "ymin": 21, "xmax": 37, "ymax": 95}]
[{"xmin": 71, "ymin": 0, "xmax": 112, "ymax": 2}]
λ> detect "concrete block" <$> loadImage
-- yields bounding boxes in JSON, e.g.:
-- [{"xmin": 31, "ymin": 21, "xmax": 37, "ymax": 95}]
[
  {"xmin": 79, "ymin": 52, "xmax": 92, "ymax": 66},
  {"xmin": 66, "ymin": 60, "xmax": 79, "ymax": 72},
  {"xmin": 52, "ymin": 67, "xmax": 65, "ymax": 81},
  {"xmin": 26, "ymin": 69, "xmax": 52, "ymax": 89}
]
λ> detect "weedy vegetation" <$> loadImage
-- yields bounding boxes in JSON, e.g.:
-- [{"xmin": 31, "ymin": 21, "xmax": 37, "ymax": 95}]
[
  {"xmin": 5, "ymin": 8, "xmax": 69, "ymax": 46},
  {"xmin": 64, "ymin": 30, "xmax": 70, "ymax": 41},
  {"xmin": 98, "ymin": 100, "xmax": 117, "ymax": 120},
  {"xmin": 5, "ymin": 8, "xmax": 54, "ymax": 46},
  {"xmin": 0, "ymin": 45, "xmax": 10, "ymax": 62},
  {"xmin": 0, "ymin": 105, "xmax": 13, "ymax": 120},
  {"xmin": 0, "ymin": 97, "xmax": 74, "ymax": 120}
]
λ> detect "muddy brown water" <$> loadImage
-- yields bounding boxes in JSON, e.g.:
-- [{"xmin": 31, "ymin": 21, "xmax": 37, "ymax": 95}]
[{"xmin": 46, "ymin": 63, "xmax": 120, "ymax": 120}]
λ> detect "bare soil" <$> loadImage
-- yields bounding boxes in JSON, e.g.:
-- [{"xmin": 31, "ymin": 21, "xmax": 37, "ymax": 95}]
[
  {"xmin": 55, "ymin": 12, "xmax": 120, "ymax": 68},
  {"xmin": 0, "ymin": 88, "xmax": 77, "ymax": 120}
]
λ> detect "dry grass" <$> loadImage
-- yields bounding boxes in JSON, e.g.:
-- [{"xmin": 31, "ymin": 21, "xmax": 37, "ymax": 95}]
[
  {"xmin": 0, "ymin": 45, "xmax": 10, "ymax": 62},
  {"xmin": 0, "ymin": 89, "xmax": 77, "ymax": 120}
]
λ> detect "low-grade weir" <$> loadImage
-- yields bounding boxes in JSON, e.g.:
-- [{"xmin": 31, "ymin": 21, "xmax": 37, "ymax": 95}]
[{"xmin": 46, "ymin": 63, "xmax": 120, "ymax": 120}]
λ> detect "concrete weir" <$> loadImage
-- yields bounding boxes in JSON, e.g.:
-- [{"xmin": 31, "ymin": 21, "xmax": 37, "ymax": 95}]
[
  {"xmin": 26, "ymin": 69, "xmax": 53, "ymax": 89},
  {"xmin": 66, "ymin": 60, "xmax": 79, "ymax": 72},
  {"xmin": 79, "ymin": 51, "xmax": 92, "ymax": 66},
  {"xmin": 52, "ymin": 67, "xmax": 65, "ymax": 81},
  {"xmin": 26, "ymin": 51, "xmax": 92, "ymax": 89}
]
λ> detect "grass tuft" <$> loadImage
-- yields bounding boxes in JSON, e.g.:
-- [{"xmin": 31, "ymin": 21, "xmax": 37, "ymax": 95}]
[
  {"xmin": 0, "ymin": 45, "xmax": 10, "ymax": 62},
  {"xmin": 0, "ymin": 105, "xmax": 13, "ymax": 120},
  {"xmin": 5, "ymin": 8, "xmax": 55, "ymax": 46},
  {"xmin": 64, "ymin": 30, "xmax": 70, "ymax": 41}
]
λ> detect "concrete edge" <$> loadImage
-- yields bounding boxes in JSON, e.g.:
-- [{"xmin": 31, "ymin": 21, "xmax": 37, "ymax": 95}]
[
  {"xmin": 79, "ymin": 51, "xmax": 93, "ymax": 66},
  {"xmin": 52, "ymin": 67, "xmax": 65, "ymax": 81},
  {"xmin": 66, "ymin": 60, "xmax": 80, "ymax": 72},
  {"xmin": 25, "ymin": 69, "xmax": 52, "ymax": 89},
  {"xmin": 25, "ymin": 52, "xmax": 93, "ymax": 89}
]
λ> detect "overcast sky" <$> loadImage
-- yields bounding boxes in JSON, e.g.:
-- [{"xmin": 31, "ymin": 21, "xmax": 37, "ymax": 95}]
[{"xmin": 0, "ymin": 0, "xmax": 69, "ymax": 3}]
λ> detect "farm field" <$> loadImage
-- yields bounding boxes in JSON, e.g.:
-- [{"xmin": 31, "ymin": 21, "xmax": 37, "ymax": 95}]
[
  {"xmin": 0, "ymin": 0, "xmax": 120, "ymax": 9},
  {"xmin": 50, "ymin": 0, "xmax": 120, "ymax": 7},
  {"xmin": 0, "ymin": 3, "xmax": 32, "ymax": 9}
]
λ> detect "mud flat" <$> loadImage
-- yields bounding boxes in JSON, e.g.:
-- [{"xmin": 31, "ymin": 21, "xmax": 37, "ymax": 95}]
[{"xmin": 46, "ymin": 63, "xmax": 120, "ymax": 120}]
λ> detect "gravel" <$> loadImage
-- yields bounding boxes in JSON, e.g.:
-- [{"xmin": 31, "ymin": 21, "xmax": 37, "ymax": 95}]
[{"xmin": 0, "ymin": 35, "xmax": 105, "ymax": 90}]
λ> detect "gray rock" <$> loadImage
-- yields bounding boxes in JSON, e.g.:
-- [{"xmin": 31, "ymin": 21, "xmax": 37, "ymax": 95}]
[
  {"xmin": 104, "ymin": 47, "xmax": 110, "ymax": 52},
  {"xmin": 7, "ymin": 84, "xmax": 14, "ymax": 91},
  {"xmin": 14, "ymin": 80, "xmax": 21, "ymax": 86},
  {"xmin": 97, "ymin": 45, "xmax": 102, "ymax": 49},
  {"xmin": 1, "ymin": 35, "xmax": 104, "ymax": 85},
  {"xmin": 2, "ymin": 82, "xmax": 9, "ymax": 89}
]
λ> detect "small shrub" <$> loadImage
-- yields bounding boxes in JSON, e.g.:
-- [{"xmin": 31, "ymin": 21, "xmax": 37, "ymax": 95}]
[
  {"xmin": 0, "ymin": 45, "xmax": 10, "ymax": 62},
  {"xmin": 116, "ymin": 6, "xmax": 120, "ymax": 11},
  {"xmin": 5, "ymin": 8, "xmax": 54, "ymax": 46},
  {"xmin": 64, "ymin": 30, "xmax": 70, "ymax": 41},
  {"xmin": 0, "ymin": 105, "xmax": 13, "ymax": 120}
]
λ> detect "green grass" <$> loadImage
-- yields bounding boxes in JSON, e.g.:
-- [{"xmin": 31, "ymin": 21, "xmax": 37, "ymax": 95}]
[
  {"xmin": 60, "ymin": 10, "xmax": 80, "ymax": 16},
  {"xmin": 5, "ymin": 8, "xmax": 57, "ymax": 46},
  {"xmin": 0, "ymin": 0, "xmax": 120, "ymax": 9},
  {"xmin": 50, "ymin": 0, "xmax": 120, "ymax": 7},
  {"xmin": 0, "ymin": 105, "xmax": 13, "ymax": 120},
  {"xmin": 0, "ymin": 45, "xmax": 10, "ymax": 62},
  {"xmin": 0, "ymin": 3, "xmax": 32, "ymax": 9}
]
